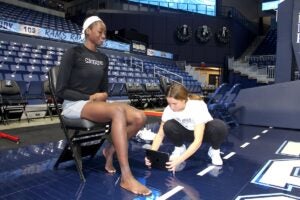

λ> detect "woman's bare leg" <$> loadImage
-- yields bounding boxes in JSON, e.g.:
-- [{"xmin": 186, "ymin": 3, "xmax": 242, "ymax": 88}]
[
  {"xmin": 102, "ymin": 144, "xmax": 116, "ymax": 173},
  {"xmin": 102, "ymin": 103, "xmax": 146, "ymax": 173},
  {"xmin": 81, "ymin": 102, "xmax": 151, "ymax": 195}
]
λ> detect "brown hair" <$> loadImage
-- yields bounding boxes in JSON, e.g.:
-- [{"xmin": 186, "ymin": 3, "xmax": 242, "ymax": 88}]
[{"xmin": 166, "ymin": 83, "xmax": 203, "ymax": 101}]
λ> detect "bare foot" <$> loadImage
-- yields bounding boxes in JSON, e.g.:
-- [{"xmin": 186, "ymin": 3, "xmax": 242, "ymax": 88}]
[
  {"xmin": 120, "ymin": 177, "xmax": 151, "ymax": 196},
  {"xmin": 102, "ymin": 148, "xmax": 116, "ymax": 173}
]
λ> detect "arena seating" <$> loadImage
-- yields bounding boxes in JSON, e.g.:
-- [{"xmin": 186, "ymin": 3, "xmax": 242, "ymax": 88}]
[
  {"xmin": 252, "ymin": 28, "xmax": 277, "ymax": 56},
  {"xmin": 0, "ymin": 1, "xmax": 203, "ymax": 122},
  {"xmin": 0, "ymin": 2, "xmax": 79, "ymax": 33},
  {"xmin": 0, "ymin": 36, "xmax": 204, "ymax": 123},
  {"xmin": 207, "ymin": 83, "xmax": 241, "ymax": 127}
]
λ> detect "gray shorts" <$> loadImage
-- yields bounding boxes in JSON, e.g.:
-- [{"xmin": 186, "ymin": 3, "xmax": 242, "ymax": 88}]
[{"xmin": 62, "ymin": 100, "xmax": 89, "ymax": 119}]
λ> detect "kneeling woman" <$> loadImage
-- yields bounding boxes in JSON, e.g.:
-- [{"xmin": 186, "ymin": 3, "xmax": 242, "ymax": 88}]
[{"xmin": 145, "ymin": 83, "xmax": 228, "ymax": 173}]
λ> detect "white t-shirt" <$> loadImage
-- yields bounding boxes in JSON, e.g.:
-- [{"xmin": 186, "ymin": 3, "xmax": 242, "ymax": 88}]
[{"xmin": 162, "ymin": 100, "xmax": 213, "ymax": 131}]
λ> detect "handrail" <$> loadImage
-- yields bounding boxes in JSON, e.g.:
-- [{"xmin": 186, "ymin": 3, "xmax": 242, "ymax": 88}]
[
  {"xmin": 130, "ymin": 56, "xmax": 144, "ymax": 72},
  {"xmin": 154, "ymin": 65, "xmax": 183, "ymax": 84}
]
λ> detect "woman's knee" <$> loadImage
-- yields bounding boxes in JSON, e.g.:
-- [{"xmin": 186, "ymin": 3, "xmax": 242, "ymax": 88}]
[
  {"xmin": 163, "ymin": 120, "xmax": 178, "ymax": 135},
  {"xmin": 133, "ymin": 110, "xmax": 146, "ymax": 127},
  {"xmin": 111, "ymin": 104, "xmax": 126, "ymax": 120},
  {"xmin": 206, "ymin": 119, "xmax": 228, "ymax": 138}
]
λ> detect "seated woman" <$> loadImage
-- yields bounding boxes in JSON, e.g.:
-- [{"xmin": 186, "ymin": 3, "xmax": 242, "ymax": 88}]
[
  {"xmin": 56, "ymin": 16, "xmax": 151, "ymax": 196},
  {"xmin": 145, "ymin": 83, "xmax": 228, "ymax": 173}
]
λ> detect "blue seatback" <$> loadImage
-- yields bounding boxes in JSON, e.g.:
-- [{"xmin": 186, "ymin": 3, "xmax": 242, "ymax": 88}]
[{"xmin": 207, "ymin": 83, "xmax": 230, "ymax": 105}]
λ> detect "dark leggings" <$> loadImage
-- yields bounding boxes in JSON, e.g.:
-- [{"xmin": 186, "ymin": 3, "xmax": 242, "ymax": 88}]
[{"xmin": 163, "ymin": 119, "xmax": 228, "ymax": 149}]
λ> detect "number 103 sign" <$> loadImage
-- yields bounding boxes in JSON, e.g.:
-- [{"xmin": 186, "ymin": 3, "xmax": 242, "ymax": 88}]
[{"xmin": 20, "ymin": 25, "xmax": 40, "ymax": 36}]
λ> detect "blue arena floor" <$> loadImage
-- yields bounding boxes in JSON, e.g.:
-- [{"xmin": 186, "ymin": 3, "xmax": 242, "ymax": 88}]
[{"xmin": 0, "ymin": 124, "xmax": 299, "ymax": 200}]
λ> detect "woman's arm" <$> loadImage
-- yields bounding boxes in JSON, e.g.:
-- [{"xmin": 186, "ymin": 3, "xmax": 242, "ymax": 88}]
[
  {"xmin": 166, "ymin": 123, "xmax": 205, "ymax": 172},
  {"xmin": 56, "ymin": 48, "xmax": 90, "ymax": 100},
  {"xmin": 178, "ymin": 123, "xmax": 205, "ymax": 163},
  {"xmin": 145, "ymin": 122, "xmax": 165, "ymax": 168},
  {"xmin": 151, "ymin": 122, "xmax": 165, "ymax": 151},
  {"xmin": 89, "ymin": 92, "xmax": 108, "ymax": 102}
]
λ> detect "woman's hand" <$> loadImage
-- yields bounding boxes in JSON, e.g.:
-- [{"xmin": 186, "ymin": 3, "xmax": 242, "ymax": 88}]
[
  {"xmin": 89, "ymin": 92, "xmax": 108, "ymax": 102},
  {"xmin": 145, "ymin": 157, "xmax": 152, "ymax": 168},
  {"xmin": 166, "ymin": 157, "xmax": 182, "ymax": 174}
]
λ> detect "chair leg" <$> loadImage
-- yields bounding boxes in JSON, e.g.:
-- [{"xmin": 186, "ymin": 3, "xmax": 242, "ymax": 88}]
[
  {"xmin": 72, "ymin": 143, "xmax": 85, "ymax": 181},
  {"xmin": 54, "ymin": 129, "xmax": 86, "ymax": 182},
  {"xmin": 22, "ymin": 105, "xmax": 30, "ymax": 123},
  {"xmin": 47, "ymin": 105, "xmax": 53, "ymax": 120}
]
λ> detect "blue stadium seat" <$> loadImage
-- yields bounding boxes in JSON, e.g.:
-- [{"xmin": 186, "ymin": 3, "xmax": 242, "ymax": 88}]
[
  {"xmin": 23, "ymin": 73, "xmax": 40, "ymax": 82},
  {"xmin": 27, "ymin": 65, "xmax": 41, "ymax": 73},
  {"xmin": 29, "ymin": 58, "xmax": 42, "ymax": 65},
  {"xmin": 0, "ymin": 44, "xmax": 8, "ymax": 51},
  {"xmin": 25, "ymin": 81, "xmax": 45, "ymax": 104},
  {"xmin": 0, "ymin": 56, "xmax": 14, "ymax": 64},
  {"xmin": 39, "ymin": 74, "xmax": 48, "ymax": 81},
  {"xmin": 0, "ymin": 64, "xmax": 10, "ymax": 72},
  {"xmin": 4, "ymin": 51, "xmax": 17, "ymax": 57},
  {"xmin": 209, "ymin": 83, "xmax": 241, "ymax": 127},
  {"xmin": 10, "ymin": 64, "xmax": 27, "ymax": 73},
  {"xmin": 4, "ymin": 72, "xmax": 23, "ymax": 81}
]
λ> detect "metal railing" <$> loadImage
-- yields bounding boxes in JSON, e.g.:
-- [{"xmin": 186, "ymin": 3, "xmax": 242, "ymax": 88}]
[
  {"xmin": 154, "ymin": 65, "xmax": 183, "ymax": 84},
  {"xmin": 130, "ymin": 56, "xmax": 144, "ymax": 72}
]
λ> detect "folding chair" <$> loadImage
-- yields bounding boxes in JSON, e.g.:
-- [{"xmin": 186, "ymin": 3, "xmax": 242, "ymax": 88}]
[
  {"xmin": 159, "ymin": 76, "xmax": 173, "ymax": 95},
  {"xmin": 0, "ymin": 80, "xmax": 28, "ymax": 124},
  {"xmin": 48, "ymin": 66, "xmax": 111, "ymax": 181},
  {"xmin": 144, "ymin": 82, "xmax": 167, "ymax": 108},
  {"xmin": 43, "ymin": 79, "xmax": 57, "ymax": 120},
  {"xmin": 126, "ymin": 82, "xmax": 147, "ymax": 109}
]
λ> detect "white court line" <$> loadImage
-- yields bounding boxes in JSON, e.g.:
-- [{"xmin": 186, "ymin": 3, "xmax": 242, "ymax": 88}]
[
  {"xmin": 261, "ymin": 130, "xmax": 269, "ymax": 134},
  {"xmin": 240, "ymin": 142, "xmax": 250, "ymax": 148},
  {"xmin": 252, "ymin": 135, "xmax": 260, "ymax": 140},
  {"xmin": 197, "ymin": 165, "xmax": 216, "ymax": 176},
  {"xmin": 157, "ymin": 185, "xmax": 184, "ymax": 200},
  {"xmin": 223, "ymin": 152, "xmax": 236, "ymax": 160}
]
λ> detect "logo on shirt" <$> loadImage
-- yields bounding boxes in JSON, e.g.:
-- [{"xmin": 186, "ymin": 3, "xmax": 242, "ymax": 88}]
[
  {"xmin": 85, "ymin": 58, "xmax": 103, "ymax": 66},
  {"xmin": 175, "ymin": 117, "xmax": 192, "ymax": 129}
]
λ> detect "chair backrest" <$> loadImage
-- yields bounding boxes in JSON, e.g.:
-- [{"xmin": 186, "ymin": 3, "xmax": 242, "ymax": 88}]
[
  {"xmin": 125, "ymin": 82, "xmax": 144, "ymax": 94},
  {"xmin": 220, "ymin": 83, "xmax": 241, "ymax": 105},
  {"xmin": 48, "ymin": 66, "xmax": 62, "ymax": 116},
  {"xmin": 43, "ymin": 79, "xmax": 50, "ymax": 95},
  {"xmin": 48, "ymin": 66, "xmax": 60, "ymax": 96},
  {"xmin": 159, "ymin": 76, "xmax": 172, "ymax": 94},
  {"xmin": 207, "ymin": 83, "xmax": 230, "ymax": 105},
  {"xmin": 0, "ymin": 80, "xmax": 21, "ymax": 95},
  {"xmin": 0, "ymin": 80, "xmax": 26, "ymax": 105},
  {"xmin": 145, "ymin": 82, "xmax": 161, "ymax": 93}
]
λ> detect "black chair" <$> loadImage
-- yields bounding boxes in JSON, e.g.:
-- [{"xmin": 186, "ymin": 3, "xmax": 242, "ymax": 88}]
[
  {"xmin": 43, "ymin": 79, "xmax": 58, "ymax": 120},
  {"xmin": 144, "ymin": 82, "xmax": 167, "ymax": 108},
  {"xmin": 48, "ymin": 66, "xmax": 111, "ymax": 181},
  {"xmin": 159, "ymin": 76, "xmax": 173, "ymax": 95},
  {"xmin": 0, "ymin": 80, "xmax": 28, "ymax": 124},
  {"xmin": 126, "ymin": 82, "xmax": 147, "ymax": 109}
]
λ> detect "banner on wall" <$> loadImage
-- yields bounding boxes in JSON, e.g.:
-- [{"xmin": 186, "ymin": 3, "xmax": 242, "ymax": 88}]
[
  {"xmin": 0, "ymin": 19, "xmax": 131, "ymax": 52},
  {"xmin": 147, "ymin": 48, "xmax": 173, "ymax": 59}
]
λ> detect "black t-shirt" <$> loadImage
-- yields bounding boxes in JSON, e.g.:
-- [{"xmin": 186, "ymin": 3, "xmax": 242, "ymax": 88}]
[{"xmin": 56, "ymin": 45, "xmax": 108, "ymax": 101}]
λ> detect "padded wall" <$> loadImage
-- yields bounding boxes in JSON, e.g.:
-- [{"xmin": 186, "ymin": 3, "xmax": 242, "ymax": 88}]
[{"xmin": 234, "ymin": 80, "xmax": 300, "ymax": 129}]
